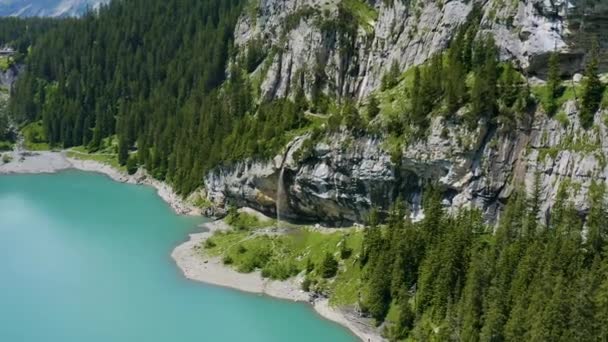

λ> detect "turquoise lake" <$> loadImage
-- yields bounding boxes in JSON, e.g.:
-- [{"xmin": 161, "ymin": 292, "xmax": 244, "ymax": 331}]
[{"xmin": 0, "ymin": 171, "xmax": 355, "ymax": 342}]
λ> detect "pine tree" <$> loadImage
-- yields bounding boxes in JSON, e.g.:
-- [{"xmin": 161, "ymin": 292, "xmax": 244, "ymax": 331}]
[
  {"xmin": 342, "ymin": 99, "xmax": 363, "ymax": 132},
  {"xmin": 381, "ymin": 60, "xmax": 400, "ymax": 90},
  {"xmin": 459, "ymin": 247, "xmax": 489, "ymax": 342},
  {"xmin": 530, "ymin": 275, "xmax": 569, "ymax": 341},
  {"xmin": 118, "ymin": 135, "xmax": 129, "ymax": 166},
  {"xmin": 468, "ymin": 72, "xmax": 485, "ymax": 126},
  {"xmin": 483, "ymin": 35, "xmax": 499, "ymax": 119},
  {"xmin": 545, "ymin": 52, "xmax": 562, "ymax": 116},
  {"xmin": 567, "ymin": 270, "xmax": 597, "ymax": 341},
  {"xmin": 595, "ymin": 261, "xmax": 608, "ymax": 340},
  {"xmin": 365, "ymin": 250, "xmax": 392, "ymax": 323},
  {"xmin": 126, "ymin": 155, "xmax": 138, "ymax": 175},
  {"xmin": 445, "ymin": 55, "xmax": 466, "ymax": 116},
  {"xmin": 367, "ymin": 94, "xmax": 380, "ymax": 121},
  {"xmin": 468, "ymin": 35, "xmax": 499, "ymax": 125},
  {"xmin": 587, "ymin": 181, "xmax": 607, "ymax": 256},
  {"xmin": 319, "ymin": 252, "xmax": 338, "ymax": 278},
  {"xmin": 445, "ymin": 31, "xmax": 467, "ymax": 116},
  {"xmin": 392, "ymin": 291, "xmax": 415, "ymax": 340},
  {"xmin": 580, "ymin": 40, "xmax": 604, "ymax": 129},
  {"xmin": 410, "ymin": 67, "xmax": 423, "ymax": 126},
  {"xmin": 525, "ymin": 172, "xmax": 542, "ymax": 237},
  {"xmin": 420, "ymin": 185, "xmax": 445, "ymax": 244}
]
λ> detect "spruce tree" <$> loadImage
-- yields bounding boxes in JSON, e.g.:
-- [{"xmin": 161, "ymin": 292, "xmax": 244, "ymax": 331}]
[
  {"xmin": 545, "ymin": 52, "xmax": 562, "ymax": 116},
  {"xmin": 367, "ymin": 94, "xmax": 380, "ymax": 121},
  {"xmin": 118, "ymin": 135, "xmax": 129, "ymax": 166},
  {"xmin": 595, "ymin": 262, "xmax": 608, "ymax": 340},
  {"xmin": 381, "ymin": 60, "xmax": 401, "ymax": 90},
  {"xmin": 500, "ymin": 63, "xmax": 520, "ymax": 109},
  {"xmin": 445, "ymin": 54, "xmax": 465, "ymax": 115},
  {"xmin": 459, "ymin": 247, "xmax": 488, "ymax": 342},
  {"xmin": 587, "ymin": 181, "xmax": 607, "ymax": 255},
  {"xmin": 320, "ymin": 252, "xmax": 338, "ymax": 278},
  {"xmin": 410, "ymin": 67, "xmax": 423, "ymax": 125},
  {"xmin": 126, "ymin": 155, "xmax": 138, "ymax": 175},
  {"xmin": 580, "ymin": 40, "xmax": 604, "ymax": 129},
  {"xmin": 392, "ymin": 291, "xmax": 415, "ymax": 340},
  {"xmin": 365, "ymin": 251, "xmax": 392, "ymax": 323}
]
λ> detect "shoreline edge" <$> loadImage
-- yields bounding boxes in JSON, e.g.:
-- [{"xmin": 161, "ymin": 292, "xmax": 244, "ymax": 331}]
[{"xmin": 0, "ymin": 150, "xmax": 383, "ymax": 342}]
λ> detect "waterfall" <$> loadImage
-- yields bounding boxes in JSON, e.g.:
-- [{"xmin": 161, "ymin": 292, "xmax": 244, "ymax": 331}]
[
  {"xmin": 275, "ymin": 136, "xmax": 305, "ymax": 228},
  {"xmin": 276, "ymin": 167, "xmax": 285, "ymax": 228}
]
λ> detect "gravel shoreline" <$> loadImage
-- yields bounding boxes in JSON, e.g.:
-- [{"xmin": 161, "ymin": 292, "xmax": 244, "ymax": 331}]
[
  {"xmin": 0, "ymin": 149, "xmax": 383, "ymax": 341},
  {"xmin": 0, "ymin": 150, "xmax": 200, "ymax": 215},
  {"xmin": 171, "ymin": 219, "xmax": 384, "ymax": 342}
]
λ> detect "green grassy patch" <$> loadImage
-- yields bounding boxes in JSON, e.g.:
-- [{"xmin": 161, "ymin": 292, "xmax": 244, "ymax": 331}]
[
  {"xmin": 0, "ymin": 56, "xmax": 13, "ymax": 72},
  {"xmin": 532, "ymin": 83, "xmax": 580, "ymax": 116},
  {"xmin": 285, "ymin": 113, "xmax": 328, "ymax": 143},
  {"xmin": 67, "ymin": 149, "xmax": 125, "ymax": 172},
  {"xmin": 70, "ymin": 145, "xmax": 89, "ymax": 153},
  {"xmin": 188, "ymin": 192, "xmax": 213, "ymax": 209},
  {"xmin": 224, "ymin": 210, "xmax": 271, "ymax": 231},
  {"xmin": 342, "ymin": 0, "xmax": 378, "ymax": 32},
  {"xmin": 538, "ymin": 128, "xmax": 602, "ymax": 162},
  {"xmin": 0, "ymin": 140, "xmax": 12, "ymax": 151},
  {"xmin": 21, "ymin": 121, "xmax": 51, "ymax": 151},
  {"xmin": 202, "ymin": 219, "xmax": 364, "ymax": 304}
]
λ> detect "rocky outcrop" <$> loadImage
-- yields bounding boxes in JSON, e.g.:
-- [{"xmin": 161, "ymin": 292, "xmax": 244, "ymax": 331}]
[
  {"xmin": 204, "ymin": 132, "xmax": 408, "ymax": 225},
  {"xmin": 235, "ymin": 0, "xmax": 600, "ymax": 102},
  {"xmin": 202, "ymin": 0, "xmax": 608, "ymax": 225},
  {"xmin": 204, "ymin": 100, "xmax": 608, "ymax": 226},
  {"xmin": 0, "ymin": 64, "xmax": 22, "ymax": 89}
]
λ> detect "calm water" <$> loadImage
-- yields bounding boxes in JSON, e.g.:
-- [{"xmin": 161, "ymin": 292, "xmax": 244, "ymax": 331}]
[{"xmin": 0, "ymin": 171, "xmax": 355, "ymax": 342}]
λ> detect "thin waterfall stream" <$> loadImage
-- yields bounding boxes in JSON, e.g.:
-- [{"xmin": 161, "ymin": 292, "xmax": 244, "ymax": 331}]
[
  {"xmin": 276, "ymin": 167, "xmax": 285, "ymax": 228},
  {"xmin": 275, "ymin": 137, "xmax": 304, "ymax": 229}
]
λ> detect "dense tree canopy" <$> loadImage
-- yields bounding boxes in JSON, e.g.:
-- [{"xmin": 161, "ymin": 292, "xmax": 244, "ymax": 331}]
[
  {"xmin": 359, "ymin": 183, "xmax": 608, "ymax": 341},
  {"xmin": 7, "ymin": 0, "xmax": 317, "ymax": 194},
  {"xmin": 0, "ymin": 17, "xmax": 60, "ymax": 61},
  {"xmin": 2, "ymin": 1, "xmax": 608, "ymax": 340}
]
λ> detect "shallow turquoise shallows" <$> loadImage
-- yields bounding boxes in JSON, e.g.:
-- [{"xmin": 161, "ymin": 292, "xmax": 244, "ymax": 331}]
[{"xmin": 0, "ymin": 171, "xmax": 355, "ymax": 342}]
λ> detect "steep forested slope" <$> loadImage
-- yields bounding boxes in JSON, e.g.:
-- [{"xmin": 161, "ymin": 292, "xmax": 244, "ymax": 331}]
[
  {"xmin": 8, "ymin": 0, "xmax": 608, "ymax": 225},
  {"xmin": 209, "ymin": 185, "xmax": 608, "ymax": 341},
  {"xmin": 9, "ymin": 0, "xmax": 282, "ymax": 194},
  {"xmin": 4, "ymin": 0, "xmax": 608, "ymax": 220},
  {"xmin": 355, "ymin": 185, "xmax": 608, "ymax": 341},
  {"xmin": 3, "ymin": 0, "xmax": 608, "ymax": 340}
]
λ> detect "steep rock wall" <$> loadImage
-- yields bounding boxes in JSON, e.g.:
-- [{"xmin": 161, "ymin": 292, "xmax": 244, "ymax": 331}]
[
  {"xmin": 235, "ymin": 0, "xmax": 595, "ymax": 102},
  {"xmin": 204, "ymin": 101, "xmax": 608, "ymax": 226},
  {"xmin": 0, "ymin": 64, "xmax": 22, "ymax": 89},
  {"xmin": 203, "ymin": 0, "xmax": 608, "ymax": 225}
]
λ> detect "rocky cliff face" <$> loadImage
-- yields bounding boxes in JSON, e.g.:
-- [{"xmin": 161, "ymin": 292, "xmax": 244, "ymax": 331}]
[
  {"xmin": 203, "ymin": 0, "xmax": 608, "ymax": 226},
  {"xmin": 0, "ymin": 64, "xmax": 22, "ymax": 89},
  {"xmin": 205, "ymin": 134, "xmax": 402, "ymax": 224},
  {"xmin": 204, "ymin": 100, "xmax": 607, "ymax": 226},
  {"xmin": 235, "ymin": 0, "xmax": 599, "ymax": 102}
]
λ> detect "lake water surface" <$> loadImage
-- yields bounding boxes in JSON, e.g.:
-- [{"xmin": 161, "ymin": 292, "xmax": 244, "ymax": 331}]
[{"xmin": 0, "ymin": 171, "xmax": 355, "ymax": 341}]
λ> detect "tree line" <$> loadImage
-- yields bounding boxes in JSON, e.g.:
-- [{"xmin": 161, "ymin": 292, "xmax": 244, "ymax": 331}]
[
  {"xmin": 4, "ymin": 0, "xmax": 606, "ymax": 195},
  {"xmin": 358, "ymin": 181, "xmax": 608, "ymax": 341}
]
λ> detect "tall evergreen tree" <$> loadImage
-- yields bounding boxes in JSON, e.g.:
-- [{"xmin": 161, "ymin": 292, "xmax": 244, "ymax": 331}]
[
  {"xmin": 587, "ymin": 181, "xmax": 607, "ymax": 256},
  {"xmin": 580, "ymin": 40, "xmax": 604, "ymax": 129},
  {"xmin": 545, "ymin": 52, "xmax": 562, "ymax": 116}
]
